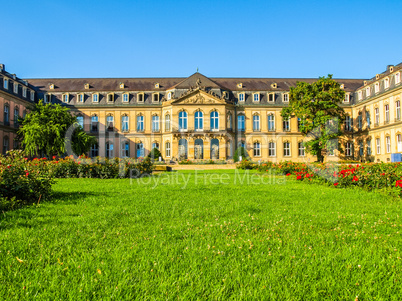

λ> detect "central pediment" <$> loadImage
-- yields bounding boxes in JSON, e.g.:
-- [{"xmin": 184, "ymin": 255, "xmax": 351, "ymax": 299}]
[{"xmin": 170, "ymin": 89, "xmax": 227, "ymax": 105}]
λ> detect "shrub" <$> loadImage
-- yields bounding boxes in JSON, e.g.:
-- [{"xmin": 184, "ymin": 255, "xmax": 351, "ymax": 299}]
[
  {"xmin": 236, "ymin": 159, "xmax": 256, "ymax": 170},
  {"xmin": 233, "ymin": 147, "xmax": 249, "ymax": 162},
  {"xmin": 147, "ymin": 148, "xmax": 163, "ymax": 161}
]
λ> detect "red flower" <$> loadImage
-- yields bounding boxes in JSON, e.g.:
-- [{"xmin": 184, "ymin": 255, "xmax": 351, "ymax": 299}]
[
  {"xmin": 352, "ymin": 176, "xmax": 358, "ymax": 182},
  {"xmin": 296, "ymin": 175, "xmax": 302, "ymax": 180},
  {"xmin": 334, "ymin": 183, "xmax": 339, "ymax": 186},
  {"xmin": 395, "ymin": 180, "xmax": 402, "ymax": 188},
  {"xmin": 52, "ymin": 156, "xmax": 56, "ymax": 160},
  {"xmin": 381, "ymin": 173, "xmax": 385, "ymax": 176},
  {"xmin": 286, "ymin": 173, "xmax": 291, "ymax": 176}
]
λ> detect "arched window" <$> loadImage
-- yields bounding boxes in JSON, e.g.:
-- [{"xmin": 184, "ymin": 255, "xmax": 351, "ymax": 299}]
[
  {"xmin": 210, "ymin": 111, "xmax": 219, "ymax": 130},
  {"xmin": 122, "ymin": 115, "xmax": 129, "ymax": 132},
  {"xmin": 253, "ymin": 142, "xmax": 261, "ymax": 156},
  {"xmin": 195, "ymin": 111, "xmax": 203, "ymax": 130},
  {"xmin": 165, "ymin": 142, "xmax": 171, "ymax": 157},
  {"xmin": 238, "ymin": 114, "xmax": 245, "ymax": 132},
  {"xmin": 268, "ymin": 114, "xmax": 275, "ymax": 131},
  {"xmin": 3, "ymin": 136, "xmax": 9, "ymax": 155},
  {"xmin": 91, "ymin": 115, "xmax": 98, "ymax": 132},
  {"xmin": 253, "ymin": 115, "xmax": 260, "ymax": 132},
  {"xmin": 4, "ymin": 104, "xmax": 9, "ymax": 125},
  {"xmin": 76, "ymin": 115, "xmax": 84, "ymax": 128},
  {"xmin": 137, "ymin": 115, "xmax": 144, "ymax": 132},
  {"xmin": 106, "ymin": 142, "xmax": 114, "ymax": 158},
  {"xmin": 107, "ymin": 115, "xmax": 114, "ymax": 131},
  {"xmin": 152, "ymin": 115, "xmax": 160, "ymax": 132},
  {"xmin": 14, "ymin": 107, "xmax": 19, "ymax": 127},
  {"xmin": 152, "ymin": 142, "xmax": 159, "ymax": 149},
  {"xmin": 179, "ymin": 111, "xmax": 188, "ymax": 131},
  {"xmin": 165, "ymin": 114, "xmax": 171, "ymax": 131}
]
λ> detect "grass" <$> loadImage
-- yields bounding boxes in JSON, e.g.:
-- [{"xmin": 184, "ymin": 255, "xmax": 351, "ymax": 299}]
[{"xmin": 0, "ymin": 169, "xmax": 401, "ymax": 300}]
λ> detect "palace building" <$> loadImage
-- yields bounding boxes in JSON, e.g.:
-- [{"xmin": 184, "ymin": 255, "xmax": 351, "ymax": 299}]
[{"xmin": 1, "ymin": 63, "xmax": 401, "ymax": 162}]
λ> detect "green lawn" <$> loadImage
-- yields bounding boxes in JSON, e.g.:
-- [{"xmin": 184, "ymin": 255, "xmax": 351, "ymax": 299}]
[{"xmin": 1, "ymin": 170, "xmax": 401, "ymax": 300}]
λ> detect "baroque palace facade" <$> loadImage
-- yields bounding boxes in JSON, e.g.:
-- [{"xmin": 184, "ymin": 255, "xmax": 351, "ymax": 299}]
[{"xmin": 0, "ymin": 63, "xmax": 402, "ymax": 162}]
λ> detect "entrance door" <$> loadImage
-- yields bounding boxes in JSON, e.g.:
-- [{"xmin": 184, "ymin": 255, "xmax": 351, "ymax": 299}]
[
  {"xmin": 210, "ymin": 138, "xmax": 219, "ymax": 160},
  {"xmin": 194, "ymin": 139, "xmax": 204, "ymax": 159},
  {"xmin": 178, "ymin": 139, "xmax": 188, "ymax": 160}
]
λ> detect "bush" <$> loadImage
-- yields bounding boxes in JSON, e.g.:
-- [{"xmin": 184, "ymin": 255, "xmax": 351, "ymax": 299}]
[
  {"xmin": 0, "ymin": 150, "xmax": 54, "ymax": 210},
  {"xmin": 233, "ymin": 147, "xmax": 249, "ymax": 162},
  {"xmin": 236, "ymin": 159, "xmax": 256, "ymax": 170},
  {"xmin": 147, "ymin": 148, "xmax": 163, "ymax": 161}
]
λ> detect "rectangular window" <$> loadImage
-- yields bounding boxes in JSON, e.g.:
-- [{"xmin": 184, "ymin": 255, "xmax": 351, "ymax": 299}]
[
  {"xmin": 358, "ymin": 91, "xmax": 362, "ymax": 100},
  {"xmin": 386, "ymin": 136, "xmax": 391, "ymax": 153},
  {"xmin": 76, "ymin": 116, "xmax": 84, "ymax": 128},
  {"xmin": 165, "ymin": 114, "xmax": 171, "ymax": 131},
  {"xmin": 268, "ymin": 93, "xmax": 275, "ymax": 102},
  {"xmin": 253, "ymin": 142, "xmax": 261, "ymax": 157},
  {"xmin": 237, "ymin": 115, "xmax": 245, "ymax": 132},
  {"xmin": 359, "ymin": 141, "xmax": 364, "ymax": 156},
  {"xmin": 30, "ymin": 90, "xmax": 35, "ymax": 101},
  {"xmin": 253, "ymin": 93, "xmax": 259, "ymax": 102},
  {"xmin": 107, "ymin": 116, "xmax": 114, "ymax": 131},
  {"xmin": 357, "ymin": 114, "xmax": 362, "ymax": 130},
  {"xmin": 367, "ymin": 140, "xmax": 372, "ymax": 156},
  {"xmin": 13, "ymin": 82, "xmax": 18, "ymax": 94},
  {"xmin": 398, "ymin": 134, "xmax": 402, "ymax": 152},
  {"xmin": 122, "ymin": 142, "xmax": 130, "ymax": 158},
  {"xmin": 137, "ymin": 115, "xmax": 144, "ymax": 132},
  {"xmin": 396, "ymin": 101, "xmax": 401, "ymax": 121},
  {"xmin": 123, "ymin": 93, "xmax": 129, "ymax": 102},
  {"xmin": 344, "ymin": 116, "xmax": 351, "ymax": 131},
  {"xmin": 268, "ymin": 114, "xmax": 275, "ymax": 131},
  {"xmin": 77, "ymin": 93, "xmax": 84, "ymax": 102},
  {"xmin": 63, "ymin": 94, "xmax": 69, "ymax": 103},
  {"xmin": 23, "ymin": 87, "xmax": 27, "ymax": 98},
  {"xmin": 165, "ymin": 142, "xmax": 171, "ymax": 157},
  {"xmin": 238, "ymin": 93, "xmax": 245, "ymax": 102},
  {"xmin": 268, "ymin": 142, "xmax": 276, "ymax": 156},
  {"xmin": 253, "ymin": 115, "xmax": 260, "ymax": 132},
  {"xmin": 344, "ymin": 93, "xmax": 350, "ymax": 103},
  {"xmin": 384, "ymin": 78, "xmax": 390, "ymax": 89},
  {"xmin": 375, "ymin": 108, "xmax": 380, "ymax": 125},
  {"xmin": 385, "ymin": 104, "xmax": 390, "ymax": 123},
  {"xmin": 91, "ymin": 116, "xmax": 98, "ymax": 132},
  {"xmin": 122, "ymin": 115, "xmax": 129, "ymax": 132},
  {"xmin": 45, "ymin": 94, "xmax": 51, "ymax": 103},
  {"xmin": 366, "ymin": 112, "xmax": 371, "ymax": 128},
  {"xmin": 345, "ymin": 142, "xmax": 351, "ymax": 156},
  {"xmin": 3, "ymin": 78, "xmax": 8, "ymax": 89},
  {"xmin": 107, "ymin": 94, "xmax": 114, "ymax": 103},
  {"xmin": 366, "ymin": 87, "xmax": 370, "ymax": 97},
  {"xmin": 283, "ymin": 93, "xmax": 288, "ymax": 102},
  {"xmin": 152, "ymin": 115, "xmax": 160, "ymax": 132},
  {"xmin": 283, "ymin": 118, "xmax": 290, "ymax": 132},
  {"xmin": 283, "ymin": 142, "xmax": 290, "ymax": 156},
  {"xmin": 153, "ymin": 93, "xmax": 159, "ymax": 102},
  {"xmin": 396, "ymin": 72, "xmax": 401, "ymax": 85},
  {"xmin": 137, "ymin": 93, "xmax": 144, "ymax": 102},
  {"xmin": 298, "ymin": 142, "xmax": 305, "ymax": 156},
  {"xmin": 375, "ymin": 82, "xmax": 379, "ymax": 93},
  {"xmin": 92, "ymin": 93, "xmax": 99, "ymax": 103},
  {"xmin": 376, "ymin": 138, "xmax": 381, "ymax": 154}
]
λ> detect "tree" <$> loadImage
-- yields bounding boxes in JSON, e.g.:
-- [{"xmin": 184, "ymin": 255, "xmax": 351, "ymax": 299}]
[
  {"xmin": 233, "ymin": 146, "xmax": 249, "ymax": 162},
  {"xmin": 18, "ymin": 101, "xmax": 97, "ymax": 157},
  {"xmin": 281, "ymin": 75, "xmax": 345, "ymax": 162},
  {"xmin": 147, "ymin": 147, "xmax": 163, "ymax": 161}
]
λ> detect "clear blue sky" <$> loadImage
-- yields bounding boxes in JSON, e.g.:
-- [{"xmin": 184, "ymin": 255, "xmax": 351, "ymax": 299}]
[{"xmin": 1, "ymin": 0, "xmax": 401, "ymax": 79}]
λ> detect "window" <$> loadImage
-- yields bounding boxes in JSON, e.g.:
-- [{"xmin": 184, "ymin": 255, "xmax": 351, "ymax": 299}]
[
  {"xmin": 375, "ymin": 108, "xmax": 380, "ymax": 125},
  {"xmin": 398, "ymin": 134, "xmax": 402, "ymax": 152},
  {"xmin": 268, "ymin": 142, "xmax": 276, "ymax": 156},
  {"xmin": 367, "ymin": 139, "xmax": 372, "ymax": 156},
  {"xmin": 376, "ymin": 138, "xmax": 381, "ymax": 154},
  {"xmin": 153, "ymin": 93, "xmax": 159, "ymax": 102},
  {"xmin": 122, "ymin": 115, "xmax": 129, "ymax": 132},
  {"xmin": 3, "ymin": 136, "xmax": 9, "ymax": 155},
  {"xmin": 375, "ymin": 82, "xmax": 379, "ymax": 93},
  {"xmin": 14, "ymin": 107, "xmax": 19, "ymax": 127},
  {"xmin": 227, "ymin": 113, "xmax": 233, "ymax": 130},
  {"xmin": 167, "ymin": 92, "xmax": 172, "ymax": 100},
  {"xmin": 23, "ymin": 87, "xmax": 27, "ymax": 98},
  {"xmin": 359, "ymin": 141, "xmax": 364, "ymax": 156},
  {"xmin": 90, "ymin": 144, "xmax": 99, "ymax": 158},
  {"xmin": 107, "ymin": 115, "xmax": 114, "ymax": 131},
  {"xmin": 384, "ymin": 78, "xmax": 390, "ymax": 89},
  {"xmin": 345, "ymin": 142, "xmax": 352, "ymax": 156},
  {"xmin": 107, "ymin": 93, "xmax": 114, "ymax": 103},
  {"xmin": 4, "ymin": 105, "xmax": 9, "ymax": 125},
  {"xmin": 210, "ymin": 111, "xmax": 219, "ymax": 130},
  {"xmin": 179, "ymin": 111, "xmax": 188, "ymax": 131},
  {"xmin": 396, "ymin": 72, "xmax": 401, "ymax": 85},
  {"xmin": 77, "ymin": 93, "xmax": 84, "ymax": 103},
  {"xmin": 63, "ymin": 94, "xmax": 69, "ymax": 103},
  {"xmin": 366, "ymin": 111, "xmax": 371, "ymax": 128},
  {"xmin": 3, "ymin": 78, "xmax": 8, "ymax": 89},
  {"xmin": 283, "ymin": 93, "xmax": 289, "ymax": 102},
  {"xmin": 92, "ymin": 93, "xmax": 99, "ymax": 103},
  {"xmin": 358, "ymin": 91, "xmax": 362, "ymax": 100},
  {"xmin": 165, "ymin": 114, "xmax": 171, "ymax": 131},
  {"xmin": 386, "ymin": 136, "xmax": 391, "ymax": 153},
  {"xmin": 357, "ymin": 112, "xmax": 362, "ymax": 130},
  {"xmin": 385, "ymin": 104, "xmax": 390, "ymax": 123},
  {"xmin": 91, "ymin": 115, "xmax": 98, "ymax": 132},
  {"xmin": 122, "ymin": 142, "xmax": 130, "ymax": 158},
  {"xmin": 366, "ymin": 87, "xmax": 370, "ymax": 97},
  {"xmin": 396, "ymin": 101, "xmax": 401, "ymax": 121},
  {"xmin": 195, "ymin": 111, "xmax": 203, "ymax": 131},
  {"xmin": 268, "ymin": 114, "xmax": 275, "ymax": 131},
  {"xmin": 152, "ymin": 142, "xmax": 159, "ymax": 150},
  {"xmin": 123, "ymin": 93, "xmax": 129, "ymax": 103},
  {"xmin": 137, "ymin": 115, "xmax": 144, "ymax": 132},
  {"xmin": 44, "ymin": 94, "xmax": 51, "ymax": 103},
  {"xmin": 298, "ymin": 142, "xmax": 305, "ymax": 157},
  {"xmin": 152, "ymin": 115, "xmax": 160, "ymax": 132},
  {"xmin": 30, "ymin": 90, "xmax": 35, "ymax": 101},
  {"xmin": 238, "ymin": 93, "xmax": 245, "ymax": 102},
  {"xmin": 344, "ymin": 93, "xmax": 350, "ymax": 103},
  {"xmin": 253, "ymin": 142, "xmax": 261, "ymax": 156},
  {"xmin": 76, "ymin": 116, "xmax": 84, "ymax": 128},
  {"xmin": 268, "ymin": 93, "xmax": 275, "ymax": 102},
  {"xmin": 137, "ymin": 93, "xmax": 144, "ymax": 102},
  {"xmin": 283, "ymin": 142, "xmax": 290, "ymax": 156},
  {"xmin": 136, "ymin": 142, "xmax": 144, "ymax": 158},
  {"xmin": 253, "ymin": 115, "xmax": 260, "ymax": 131},
  {"xmin": 253, "ymin": 93, "xmax": 259, "ymax": 102},
  {"xmin": 238, "ymin": 114, "xmax": 245, "ymax": 132},
  {"xmin": 13, "ymin": 82, "xmax": 18, "ymax": 94},
  {"xmin": 106, "ymin": 142, "xmax": 114, "ymax": 158},
  {"xmin": 165, "ymin": 142, "xmax": 171, "ymax": 157},
  {"xmin": 283, "ymin": 117, "xmax": 290, "ymax": 132}
]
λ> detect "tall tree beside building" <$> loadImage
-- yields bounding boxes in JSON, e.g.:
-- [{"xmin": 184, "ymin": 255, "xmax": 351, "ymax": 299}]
[
  {"xmin": 281, "ymin": 75, "xmax": 346, "ymax": 162},
  {"xmin": 18, "ymin": 101, "xmax": 96, "ymax": 157}
]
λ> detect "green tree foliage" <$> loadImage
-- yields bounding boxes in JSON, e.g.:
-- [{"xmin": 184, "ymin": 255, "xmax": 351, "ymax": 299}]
[
  {"xmin": 18, "ymin": 101, "xmax": 97, "ymax": 157},
  {"xmin": 233, "ymin": 146, "xmax": 249, "ymax": 162},
  {"xmin": 147, "ymin": 147, "xmax": 163, "ymax": 161},
  {"xmin": 281, "ymin": 75, "xmax": 345, "ymax": 162}
]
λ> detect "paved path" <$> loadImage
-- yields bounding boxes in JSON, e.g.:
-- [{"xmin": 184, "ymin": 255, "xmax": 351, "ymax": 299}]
[{"xmin": 168, "ymin": 164, "xmax": 237, "ymax": 170}]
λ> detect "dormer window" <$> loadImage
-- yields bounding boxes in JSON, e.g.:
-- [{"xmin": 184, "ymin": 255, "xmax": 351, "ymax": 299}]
[
  {"xmin": 119, "ymin": 83, "xmax": 125, "ymax": 89},
  {"xmin": 283, "ymin": 93, "xmax": 289, "ymax": 102},
  {"xmin": 3, "ymin": 78, "xmax": 8, "ymax": 89},
  {"xmin": 153, "ymin": 93, "xmax": 159, "ymax": 102},
  {"xmin": 268, "ymin": 93, "xmax": 275, "ymax": 102},
  {"xmin": 85, "ymin": 83, "xmax": 90, "ymax": 89},
  {"xmin": 137, "ymin": 93, "xmax": 144, "ymax": 102},
  {"xmin": 340, "ymin": 84, "xmax": 345, "ymax": 89},
  {"xmin": 30, "ymin": 90, "xmax": 35, "ymax": 101},
  {"xmin": 44, "ymin": 94, "xmax": 51, "ymax": 103},
  {"xmin": 238, "ymin": 93, "xmax": 245, "ymax": 102},
  {"xmin": 237, "ymin": 83, "xmax": 243, "ymax": 88},
  {"xmin": 62, "ymin": 93, "xmax": 69, "ymax": 103},
  {"xmin": 271, "ymin": 83, "xmax": 277, "ymax": 89},
  {"xmin": 384, "ymin": 77, "xmax": 390, "ymax": 89},
  {"xmin": 23, "ymin": 87, "xmax": 27, "ymax": 98},
  {"xmin": 344, "ymin": 93, "xmax": 350, "ymax": 103},
  {"xmin": 167, "ymin": 92, "xmax": 172, "ymax": 100},
  {"xmin": 155, "ymin": 83, "xmax": 160, "ymax": 89},
  {"xmin": 375, "ymin": 82, "xmax": 380, "ymax": 93},
  {"xmin": 49, "ymin": 84, "xmax": 54, "ymax": 90},
  {"xmin": 92, "ymin": 93, "xmax": 99, "ymax": 103},
  {"xmin": 77, "ymin": 93, "xmax": 84, "ymax": 103},
  {"xmin": 358, "ymin": 91, "xmax": 363, "ymax": 100},
  {"xmin": 223, "ymin": 91, "xmax": 229, "ymax": 100},
  {"xmin": 107, "ymin": 93, "xmax": 114, "ymax": 103},
  {"xmin": 366, "ymin": 86, "xmax": 370, "ymax": 97},
  {"xmin": 13, "ymin": 82, "xmax": 18, "ymax": 94},
  {"xmin": 253, "ymin": 93, "xmax": 260, "ymax": 102},
  {"xmin": 123, "ymin": 93, "xmax": 129, "ymax": 103},
  {"xmin": 396, "ymin": 72, "xmax": 401, "ymax": 85}
]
